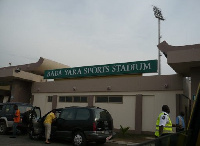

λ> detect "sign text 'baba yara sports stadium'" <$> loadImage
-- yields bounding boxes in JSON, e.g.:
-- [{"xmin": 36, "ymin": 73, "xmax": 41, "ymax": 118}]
[{"xmin": 44, "ymin": 60, "xmax": 157, "ymax": 79}]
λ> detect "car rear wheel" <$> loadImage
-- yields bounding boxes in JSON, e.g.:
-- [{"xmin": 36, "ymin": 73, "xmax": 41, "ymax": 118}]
[
  {"xmin": 73, "ymin": 132, "xmax": 86, "ymax": 146},
  {"xmin": 0, "ymin": 122, "xmax": 7, "ymax": 135}
]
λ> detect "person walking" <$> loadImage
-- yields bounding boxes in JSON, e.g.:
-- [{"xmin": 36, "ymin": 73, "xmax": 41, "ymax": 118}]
[
  {"xmin": 155, "ymin": 105, "xmax": 177, "ymax": 138},
  {"xmin": 44, "ymin": 109, "xmax": 56, "ymax": 144},
  {"xmin": 176, "ymin": 111, "xmax": 185, "ymax": 132},
  {"xmin": 10, "ymin": 105, "xmax": 20, "ymax": 138}
]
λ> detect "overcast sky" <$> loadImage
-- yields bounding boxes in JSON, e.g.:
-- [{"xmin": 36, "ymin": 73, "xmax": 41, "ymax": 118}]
[{"xmin": 0, "ymin": 0, "xmax": 200, "ymax": 75}]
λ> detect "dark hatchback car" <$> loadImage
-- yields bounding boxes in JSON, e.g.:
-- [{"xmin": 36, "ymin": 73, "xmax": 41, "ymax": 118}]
[{"xmin": 29, "ymin": 106, "xmax": 115, "ymax": 146}]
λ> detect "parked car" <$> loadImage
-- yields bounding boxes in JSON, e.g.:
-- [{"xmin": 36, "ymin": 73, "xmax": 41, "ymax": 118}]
[
  {"xmin": 29, "ymin": 106, "xmax": 115, "ymax": 146},
  {"xmin": 0, "ymin": 102, "xmax": 33, "ymax": 134}
]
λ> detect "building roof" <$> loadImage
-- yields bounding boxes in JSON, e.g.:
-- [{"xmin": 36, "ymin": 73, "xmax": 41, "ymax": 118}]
[
  {"xmin": 0, "ymin": 57, "xmax": 70, "ymax": 76},
  {"xmin": 0, "ymin": 57, "xmax": 70, "ymax": 86},
  {"xmin": 158, "ymin": 41, "xmax": 200, "ymax": 76}
]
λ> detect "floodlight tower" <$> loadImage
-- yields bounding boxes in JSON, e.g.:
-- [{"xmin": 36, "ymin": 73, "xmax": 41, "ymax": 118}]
[{"xmin": 153, "ymin": 6, "xmax": 165, "ymax": 75}]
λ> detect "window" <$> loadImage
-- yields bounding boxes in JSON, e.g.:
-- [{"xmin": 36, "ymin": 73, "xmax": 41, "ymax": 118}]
[
  {"xmin": 48, "ymin": 96, "xmax": 52, "ymax": 102},
  {"xmin": 60, "ymin": 109, "xmax": 76, "ymax": 120},
  {"xmin": 59, "ymin": 96, "xmax": 87, "ymax": 103},
  {"xmin": 18, "ymin": 105, "xmax": 32, "ymax": 114},
  {"xmin": 96, "ymin": 96, "xmax": 108, "ymax": 103},
  {"xmin": 74, "ymin": 96, "xmax": 87, "ymax": 103},
  {"xmin": 96, "ymin": 96, "xmax": 122, "ymax": 103},
  {"xmin": 81, "ymin": 96, "xmax": 87, "ymax": 102},
  {"xmin": 94, "ymin": 109, "xmax": 112, "ymax": 120},
  {"xmin": 66, "ymin": 96, "xmax": 72, "ymax": 102},
  {"xmin": 109, "ymin": 96, "xmax": 122, "ymax": 103},
  {"xmin": 5, "ymin": 105, "xmax": 12, "ymax": 113},
  {"xmin": 0, "ymin": 105, "xmax": 3, "ymax": 111},
  {"xmin": 34, "ymin": 108, "xmax": 41, "ymax": 120},
  {"xmin": 55, "ymin": 111, "xmax": 61, "ymax": 118},
  {"xmin": 59, "ymin": 96, "xmax": 66, "ymax": 102},
  {"xmin": 74, "ymin": 96, "xmax": 80, "ymax": 102},
  {"xmin": 76, "ymin": 109, "xmax": 90, "ymax": 120}
]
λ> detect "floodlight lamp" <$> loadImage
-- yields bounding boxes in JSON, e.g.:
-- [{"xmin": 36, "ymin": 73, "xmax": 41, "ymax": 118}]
[{"xmin": 153, "ymin": 6, "xmax": 165, "ymax": 21}]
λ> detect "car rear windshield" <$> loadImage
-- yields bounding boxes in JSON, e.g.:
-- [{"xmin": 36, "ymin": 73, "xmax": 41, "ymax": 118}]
[{"xmin": 94, "ymin": 109, "xmax": 112, "ymax": 121}]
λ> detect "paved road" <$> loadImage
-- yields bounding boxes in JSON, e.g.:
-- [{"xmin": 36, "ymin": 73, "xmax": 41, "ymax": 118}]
[{"xmin": 0, "ymin": 134, "xmax": 119, "ymax": 146}]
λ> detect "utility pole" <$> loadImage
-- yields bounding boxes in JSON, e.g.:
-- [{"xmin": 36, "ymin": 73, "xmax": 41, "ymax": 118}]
[{"xmin": 153, "ymin": 6, "xmax": 165, "ymax": 75}]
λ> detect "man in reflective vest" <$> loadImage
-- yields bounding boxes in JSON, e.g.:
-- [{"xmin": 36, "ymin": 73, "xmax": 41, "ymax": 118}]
[{"xmin": 155, "ymin": 105, "xmax": 177, "ymax": 137}]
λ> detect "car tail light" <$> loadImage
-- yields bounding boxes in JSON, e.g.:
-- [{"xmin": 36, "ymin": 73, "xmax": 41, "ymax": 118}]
[{"xmin": 93, "ymin": 122, "xmax": 96, "ymax": 131}]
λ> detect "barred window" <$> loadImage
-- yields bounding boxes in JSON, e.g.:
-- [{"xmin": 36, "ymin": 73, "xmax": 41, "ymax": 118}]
[
  {"xmin": 48, "ymin": 96, "xmax": 53, "ymax": 102},
  {"xmin": 59, "ymin": 96, "xmax": 66, "ymax": 102},
  {"xmin": 96, "ymin": 96, "xmax": 122, "ymax": 103},
  {"xmin": 109, "ymin": 96, "xmax": 122, "ymax": 102},
  {"xmin": 96, "ymin": 96, "xmax": 108, "ymax": 103},
  {"xmin": 81, "ymin": 96, "xmax": 87, "ymax": 102},
  {"xmin": 59, "ymin": 96, "xmax": 87, "ymax": 103},
  {"xmin": 74, "ymin": 96, "xmax": 80, "ymax": 102},
  {"xmin": 66, "ymin": 96, "xmax": 72, "ymax": 102}
]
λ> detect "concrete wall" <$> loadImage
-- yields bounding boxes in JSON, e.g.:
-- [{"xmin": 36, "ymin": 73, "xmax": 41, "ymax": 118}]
[
  {"xmin": 32, "ymin": 90, "xmax": 182, "ymax": 133},
  {"xmin": 191, "ymin": 67, "xmax": 200, "ymax": 99},
  {"xmin": 142, "ymin": 92, "xmax": 178, "ymax": 133},
  {"xmin": 10, "ymin": 79, "xmax": 32, "ymax": 103},
  {"xmin": 142, "ymin": 95, "xmax": 155, "ymax": 132},
  {"xmin": 31, "ymin": 75, "xmax": 183, "ymax": 93},
  {"xmin": 94, "ymin": 95, "xmax": 136, "ymax": 130},
  {"xmin": 33, "ymin": 93, "xmax": 52, "ymax": 115},
  {"xmin": 31, "ymin": 74, "xmax": 184, "ymax": 133}
]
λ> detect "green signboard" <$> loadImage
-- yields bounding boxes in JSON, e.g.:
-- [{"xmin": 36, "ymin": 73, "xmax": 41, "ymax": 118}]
[{"xmin": 44, "ymin": 60, "xmax": 157, "ymax": 79}]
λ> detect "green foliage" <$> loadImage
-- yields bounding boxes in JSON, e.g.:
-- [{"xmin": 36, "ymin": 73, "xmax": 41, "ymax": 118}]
[{"xmin": 120, "ymin": 125, "xmax": 130, "ymax": 136}]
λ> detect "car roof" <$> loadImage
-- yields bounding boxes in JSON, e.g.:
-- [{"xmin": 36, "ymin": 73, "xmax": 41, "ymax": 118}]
[
  {"xmin": 54, "ymin": 108, "xmax": 63, "ymax": 111},
  {"xmin": 64, "ymin": 106, "xmax": 105, "ymax": 110}
]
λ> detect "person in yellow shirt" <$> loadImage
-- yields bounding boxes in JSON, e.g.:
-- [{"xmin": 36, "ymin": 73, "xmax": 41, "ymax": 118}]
[{"xmin": 44, "ymin": 109, "xmax": 56, "ymax": 144}]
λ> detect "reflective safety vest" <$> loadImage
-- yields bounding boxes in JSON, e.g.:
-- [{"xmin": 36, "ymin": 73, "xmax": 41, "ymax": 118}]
[
  {"xmin": 155, "ymin": 112, "xmax": 173, "ymax": 137},
  {"xmin": 14, "ymin": 109, "xmax": 20, "ymax": 123}
]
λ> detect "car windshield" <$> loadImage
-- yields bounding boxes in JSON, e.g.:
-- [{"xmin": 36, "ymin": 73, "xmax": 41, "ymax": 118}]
[{"xmin": 94, "ymin": 109, "xmax": 112, "ymax": 121}]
